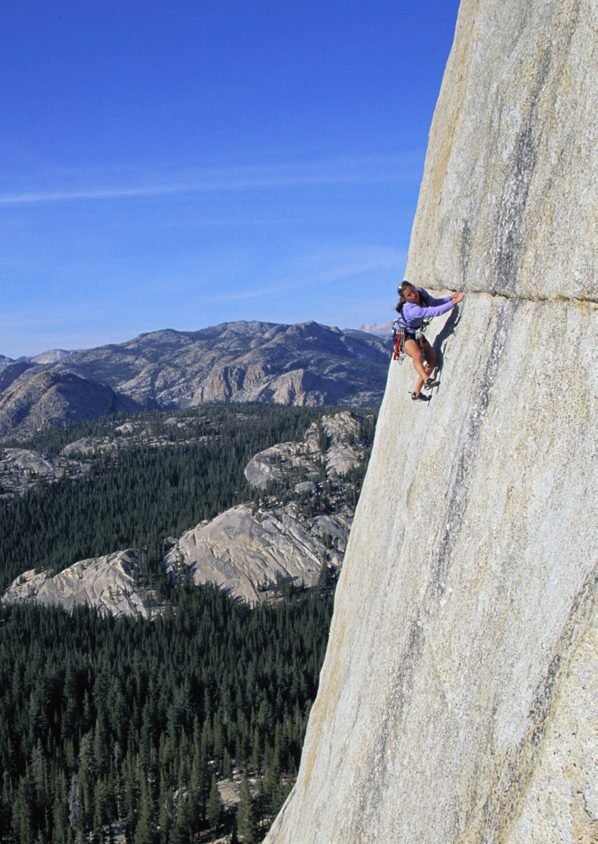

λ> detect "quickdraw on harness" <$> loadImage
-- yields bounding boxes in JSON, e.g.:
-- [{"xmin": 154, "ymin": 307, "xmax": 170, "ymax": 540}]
[
  {"xmin": 392, "ymin": 318, "xmax": 406, "ymax": 363},
  {"xmin": 392, "ymin": 316, "xmax": 431, "ymax": 364}
]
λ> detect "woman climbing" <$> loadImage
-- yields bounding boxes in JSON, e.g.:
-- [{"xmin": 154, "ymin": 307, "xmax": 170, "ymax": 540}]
[{"xmin": 394, "ymin": 281, "xmax": 465, "ymax": 401}]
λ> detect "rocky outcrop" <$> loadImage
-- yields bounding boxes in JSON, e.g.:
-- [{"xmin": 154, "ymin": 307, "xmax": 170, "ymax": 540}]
[
  {"xmin": 164, "ymin": 503, "xmax": 348, "ymax": 605},
  {"xmin": 1, "ymin": 550, "xmax": 157, "ymax": 619},
  {"xmin": 0, "ymin": 369, "xmax": 133, "ymax": 439},
  {"xmin": 0, "ymin": 448, "xmax": 91, "ymax": 498},
  {"xmin": 30, "ymin": 349, "xmax": 71, "ymax": 365},
  {"xmin": 1, "ymin": 410, "xmax": 371, "ymax": 612},
  {"xmin": 245, "ymin": 411, "xmax": 366, "ymax": 489},
  {"xmin": 165, "ymin": 412, "xmax": 367, "ymax": 604},
  {"xmin": 0, "ymin": 322, "xmax": 387, "ymax": 439},
  {"xmin": 264, "ymin": 1, "xmax": 596, "ymax": 843}
]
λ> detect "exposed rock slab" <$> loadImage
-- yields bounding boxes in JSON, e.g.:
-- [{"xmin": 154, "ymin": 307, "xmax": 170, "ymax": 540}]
[
  {"xmin": 0, "ymin": 447, "xmax": 91, "ymax": 498},
  {"xmin": 266, "ymin": 299, "xmax": 597, "ymax": 844},
  {"xmin": 30, "ymin": 349, "xmax": 71, "ymax": 365},
  {"xmin": 245, "ymin": 411, "xmax": 367, "ymax": 489},
  {"xmin": 164, "ymin": 503, "xmax": 349, "ymax": 605},
  {"xmin": 1, "ymin": 550, "xmax": 157, "ymax": 619},
  {"xmin": 408, "ymin": 0, "xmax": 596, "ymax": 301},
  {"xmin": 60, "ymin": 437, "xmax": 131, "ymax": 457},
  {"xmin": 165, "ymin": 411, "xmax": 368, "ymax": 604},
  {"xmin": 264, "ymin": 0, "xmax": 596, "ymax": 842},
  {"xmin": 505, "ymin": 610, "xmax": 598, "ymax": 843}
]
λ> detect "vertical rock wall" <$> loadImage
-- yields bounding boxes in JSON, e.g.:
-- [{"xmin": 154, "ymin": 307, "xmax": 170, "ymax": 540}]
[{"xmin": 265, "ymin": 0, "xmax": 596, "ymax": 842}]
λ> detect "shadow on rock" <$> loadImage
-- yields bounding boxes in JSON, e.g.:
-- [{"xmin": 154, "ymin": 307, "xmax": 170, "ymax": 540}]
[{"xmin": 433, "ymin": 305, "xmax": 462, "ymax": 378}]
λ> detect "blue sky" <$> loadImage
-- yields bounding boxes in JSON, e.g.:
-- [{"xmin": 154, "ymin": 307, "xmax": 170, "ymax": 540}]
[{"xmin": 1, "ymin": 0, "xmax": 461, "ymax": 358}]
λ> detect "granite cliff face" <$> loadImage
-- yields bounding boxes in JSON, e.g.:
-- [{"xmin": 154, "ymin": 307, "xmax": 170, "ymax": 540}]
[{"xmin": 265, "ymin": 1, "xmax": 596, "ymax": 843}]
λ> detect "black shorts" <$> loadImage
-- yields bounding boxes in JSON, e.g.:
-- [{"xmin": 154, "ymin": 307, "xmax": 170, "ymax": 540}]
[{"xmin": 404, "ymin": 331, "xmax": 427, "ymax": 344}]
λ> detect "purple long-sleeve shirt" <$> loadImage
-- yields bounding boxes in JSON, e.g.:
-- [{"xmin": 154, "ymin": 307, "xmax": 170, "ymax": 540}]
[{"xmin": 401, "ymin": 290, "xmax": 453, "ymax": 330}]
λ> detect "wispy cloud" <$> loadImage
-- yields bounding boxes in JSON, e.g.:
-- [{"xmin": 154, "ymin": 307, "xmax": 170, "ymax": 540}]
[
  {"xmin": 0, "ymin": 243, "xmax": 405, "ymax": 357},
  {"xmin": 202, "ymin": 244, "xmax": 407, "ymax": 303},
  {"xmin": 0, "ymin": 153, "xmax": 423, "ymax": 206}
]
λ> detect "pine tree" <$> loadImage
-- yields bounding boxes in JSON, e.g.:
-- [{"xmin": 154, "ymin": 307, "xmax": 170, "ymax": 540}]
[
  {"xmin": 134, "ymin": 778, "xmax": 157, "ymax": 844},
  {"xmin": 223, "ymin": 746, "xmax": 233, "ymax": 780},
  {"xmin": 189, "ymin": 747, "xmax": 209, "ymax": 827},
  {"xmin": 51, "ymin": 770, "xmax": 71, "ymax": 844},
  {"xmin": 1, "ymin": 773, "xmax": 13, "ymax": 840},
  {"xmin": 78, "ymin": 730, "xmax": 96, "ymax": 832},
  {"xmin": 68, "ymin": 773, "xmax": 84, "ymax": 844},
  {"xmin": 236, "ymin": 777, "xmax": 257, "ymax": 844},
  {"xmin": 206, "ymin": 774, "xmax": 223, "ymax": 836},
  {"xmin": 171, "ymin": 769, "xmax": 192, "ymax": 844},
  {"xmin": 157, "ymin": 772, "xmax": 173, "ymax": 843}
]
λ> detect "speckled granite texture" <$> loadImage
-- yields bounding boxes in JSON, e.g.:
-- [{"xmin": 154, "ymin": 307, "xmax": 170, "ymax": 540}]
[{"xmin": 264, "ymin": 0, "xmax": 597, "ymax": 841}]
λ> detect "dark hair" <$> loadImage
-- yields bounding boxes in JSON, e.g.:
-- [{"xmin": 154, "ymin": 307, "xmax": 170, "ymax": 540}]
[{"xmin": 395, "ymin": 281, "xmax": 415, "ymax": 315}]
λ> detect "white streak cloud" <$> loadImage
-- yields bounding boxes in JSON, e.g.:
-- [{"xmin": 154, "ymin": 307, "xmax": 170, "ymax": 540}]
[{"xmin": 0, "ymin": 154, "xmax": 423, "ymax": 206}]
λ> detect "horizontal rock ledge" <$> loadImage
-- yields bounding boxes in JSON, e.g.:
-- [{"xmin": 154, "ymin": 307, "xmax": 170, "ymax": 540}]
[{"xmin": 419, "ymin": 288, "xmax": 598, "ymax": 306}]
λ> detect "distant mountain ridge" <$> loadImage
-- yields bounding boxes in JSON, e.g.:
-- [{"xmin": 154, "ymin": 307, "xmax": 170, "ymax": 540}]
[
  {"xmin": 0, "ymin": 321, "xmax": 388, "ymax": 439},
  {"xmin": 358, "ymin": 321, "xmax": 392, "ymax": 338},
  {"xmin": 30, "ymin": 349, "xmax": 72, "ymax": 365}
]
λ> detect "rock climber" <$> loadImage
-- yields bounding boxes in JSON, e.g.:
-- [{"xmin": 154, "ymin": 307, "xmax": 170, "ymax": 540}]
[{"xmin": 394, "ymin": 281, "xmax": 465, "ymax": 401}]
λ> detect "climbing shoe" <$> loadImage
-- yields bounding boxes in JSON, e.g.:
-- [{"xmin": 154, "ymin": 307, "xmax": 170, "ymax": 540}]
[
  {"xmin": 423, "ymin": 378, "xmax": 440, "ymax": 390},
  {"xmin": 411, "ymin": 392, "xmax": 431, "ymax": 402}
]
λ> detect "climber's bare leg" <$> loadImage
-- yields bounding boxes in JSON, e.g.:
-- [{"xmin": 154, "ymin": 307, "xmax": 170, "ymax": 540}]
[
  {"xmin": 421, "ymin": 340, "xmax": 438, "ymax": 378},
  {"xmin": 405, "ymin": 339, "xmax": 428, "ymax": 395}
]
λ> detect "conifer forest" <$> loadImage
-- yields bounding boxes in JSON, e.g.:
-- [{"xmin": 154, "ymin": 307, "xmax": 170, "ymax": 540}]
[{"xmin": 0, "ymin": 404, "xmax": 376, "ymax": 843}]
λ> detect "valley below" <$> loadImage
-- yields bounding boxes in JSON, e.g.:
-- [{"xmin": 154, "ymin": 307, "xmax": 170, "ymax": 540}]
[
  {"xmin": 0, "ymin": 401, "xmax": 376, "ymax": 844},
  {"xmin": 0, "ymin": 405, "xmax": 373, "ymax": 612}
]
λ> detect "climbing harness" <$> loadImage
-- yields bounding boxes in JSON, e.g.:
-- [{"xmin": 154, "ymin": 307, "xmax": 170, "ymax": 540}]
[
  {"xmin": 391, "ymin": 319, "xmax": 406, "ymax": 363},
  {"xmin": 392, "ymin": 317, "xmax": 431, "ymax": 364}
]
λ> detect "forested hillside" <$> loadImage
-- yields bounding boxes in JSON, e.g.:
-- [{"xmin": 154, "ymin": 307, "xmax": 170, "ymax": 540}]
[
  {"xmin": 0, "ymin": 403, "xmax": 376, "ymax": 843},
  {"xmin": 0, "ymin": 582, "xmax": 334, "ymax": 843},
  {"xmin": 0, "ymin": 404, "xmax": 357, "ymax": 592}
]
